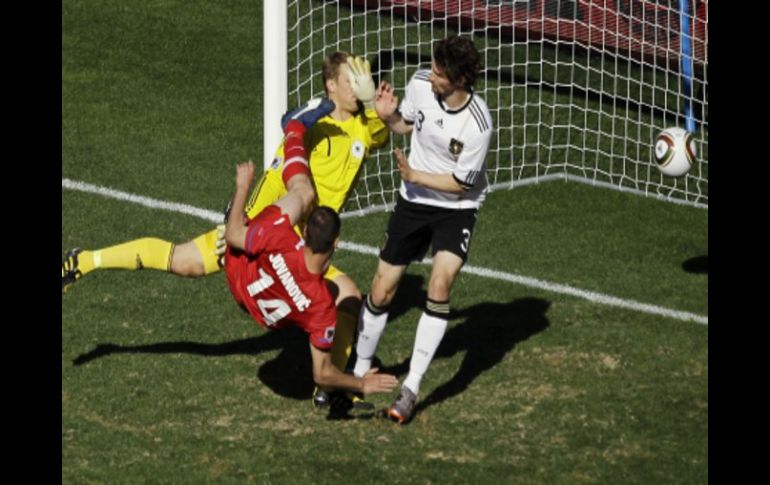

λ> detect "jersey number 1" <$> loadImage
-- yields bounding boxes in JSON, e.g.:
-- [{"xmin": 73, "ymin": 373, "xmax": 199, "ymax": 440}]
[{"xmin": 247, "ymin": 268, "xmax": 291, "ymax": 326}]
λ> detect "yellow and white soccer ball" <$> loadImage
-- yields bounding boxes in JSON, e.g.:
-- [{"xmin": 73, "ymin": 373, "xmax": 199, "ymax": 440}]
[{"xmin": 653, "ymin": 127, "xmax": 697, "ymax": 177}]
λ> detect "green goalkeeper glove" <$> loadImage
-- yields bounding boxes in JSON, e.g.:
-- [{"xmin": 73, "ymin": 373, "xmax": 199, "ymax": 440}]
[{"xmin": 346, "ymin": 56, "xmax": 375, "ymax": 107}]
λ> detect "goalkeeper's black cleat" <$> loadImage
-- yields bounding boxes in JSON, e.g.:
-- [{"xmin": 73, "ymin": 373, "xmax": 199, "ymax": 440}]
[
  {"xmin": 312, "ymin": 387, "xmax": 373, "ymax": 412},
  {"xmin": 348, "ymin": 392, "xmax": 375, "ymax": 411},
  {"xmin": 281, "ymin": 98, "xmax": 335, "ymax": 131},
  {"xmin": 313, "ymin": 388, "xmax": 352, "ymax": 417},
  {"xmin": 312, "ymin": 387, "xmax": 332, "ymax": 409},
  {"xmin": 61, "ymin": 248, "xmax": 84, "ymax": 294}
]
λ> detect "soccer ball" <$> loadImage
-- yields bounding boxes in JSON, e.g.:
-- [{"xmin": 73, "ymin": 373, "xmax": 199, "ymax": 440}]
[{"xmin": 653, "ymin": 127, "xmax": 697, "ymax": 177}]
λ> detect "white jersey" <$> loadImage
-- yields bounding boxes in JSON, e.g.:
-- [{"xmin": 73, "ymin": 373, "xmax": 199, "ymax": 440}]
[{"xmin": 398, "ymin": 69, "xmax": 493, "ymax": 210}]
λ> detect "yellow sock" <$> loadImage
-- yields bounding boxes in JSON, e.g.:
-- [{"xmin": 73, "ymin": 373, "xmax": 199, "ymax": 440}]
[
  {"xmin": 82, "ymin": 238, "xmax": 174, "ymax": 275},
  {"xmin": 330, "ymin": 308, "xmax": 356, "ymax": 372}
]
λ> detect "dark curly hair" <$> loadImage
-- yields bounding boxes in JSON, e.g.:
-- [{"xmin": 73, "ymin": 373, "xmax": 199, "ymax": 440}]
[
  {"xmin": 432, "ymin": 35, "xmax": 483, "ymax": 90},
  {"xmin": 305, "ymin": 206, "xmax": 341, "ymax": 254}
]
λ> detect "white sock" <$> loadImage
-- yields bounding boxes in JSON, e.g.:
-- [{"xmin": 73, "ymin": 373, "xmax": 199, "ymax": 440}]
[
  {"xmin": 403, "ymin": 311, "xmax": 448, "ymax": 395},
  {"xmin": 352, "ymin": 298, "xmax": 388, "ymax": 378}
]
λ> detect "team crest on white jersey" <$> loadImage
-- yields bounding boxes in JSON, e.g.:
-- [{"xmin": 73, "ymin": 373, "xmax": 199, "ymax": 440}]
[
  {"xmin": 351, "ymin": 140, "xmax": 365, "ymax": 159},
  {"xmin": 449, "ymin": 138, "xmax": 464, "ymax": 156}
]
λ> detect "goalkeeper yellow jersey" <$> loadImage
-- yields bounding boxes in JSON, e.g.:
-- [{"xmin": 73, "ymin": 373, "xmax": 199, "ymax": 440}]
[{"xmin": 246, "ymin": 107, "xmax": 388, "ymax": 219}]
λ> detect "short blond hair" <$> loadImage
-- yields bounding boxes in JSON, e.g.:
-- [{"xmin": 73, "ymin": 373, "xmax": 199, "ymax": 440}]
[{"xmin": 322, "ymin": 51, "xmax": 352, "ymax": 95}]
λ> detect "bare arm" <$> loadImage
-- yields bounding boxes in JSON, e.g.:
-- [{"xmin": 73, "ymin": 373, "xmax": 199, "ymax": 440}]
[
  {"xmin": 395, "ymin": 148, "xmax": 465, "ymax": 193},
  {"xmin": 273, "ymin": 173, "xmax": 315, "ymax": 226},
  {"xmin": 374, "ymin": 81, "xmax": 413, "ymax": 135},
  {"xmin": 224, "ymin": 161, "xmax": 255, "ymax": 250},
  {"xmin": 309, "ymin": 343, "xmax": 398, "ymax": 394}
]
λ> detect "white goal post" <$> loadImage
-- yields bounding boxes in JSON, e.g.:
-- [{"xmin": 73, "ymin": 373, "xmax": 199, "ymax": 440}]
[
  {"xmin": 263, "ymin": 0, "xmax": 708, "ymax": 212},
  {"xmin": 263, "ymin": 1, "xmax": 288, "ymax": 168}
]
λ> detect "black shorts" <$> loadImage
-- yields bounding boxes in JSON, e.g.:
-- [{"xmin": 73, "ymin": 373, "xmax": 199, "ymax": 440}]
[{"xmin": 379, "ymin": 194, "xmax": 478, "ymax": 265}]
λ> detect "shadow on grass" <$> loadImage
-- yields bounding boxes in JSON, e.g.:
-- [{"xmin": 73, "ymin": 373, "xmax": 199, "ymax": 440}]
[
  {"xmin": 73, "ymin": 325, "xmax": 317, "ymax": 400},
  {"xmin": 71, "ymin": 274, "xmax": 429, "ymax": 411},
  {"xmin": 71, "ymin": 274, "xmax": 429, "ymax": 401},
  {"xmin": 682, "ymin": 255, "xmax": 708, "ymax": 274},
  {"xmin": 378, "ymin": 296, "xmax": 551, "ymax": 422},
  {"xmin": 70, "ymin": 275, "xmax": 550, "ymax": 421}
]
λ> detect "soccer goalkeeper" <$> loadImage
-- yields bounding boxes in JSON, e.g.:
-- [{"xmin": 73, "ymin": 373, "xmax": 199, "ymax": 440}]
[{"xmin": 62, "ymin": 52, "xmax": 391, "ymax": 408}]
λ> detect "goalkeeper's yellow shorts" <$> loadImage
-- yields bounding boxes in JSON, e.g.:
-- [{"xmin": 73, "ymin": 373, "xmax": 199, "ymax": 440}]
[
  {"xmin": 245, "ymin": 169, "xmax": 285, "ymax": 220},
  {"xmin": 195, "ymin": 169, "xmax": 347, "ymax": 282}
]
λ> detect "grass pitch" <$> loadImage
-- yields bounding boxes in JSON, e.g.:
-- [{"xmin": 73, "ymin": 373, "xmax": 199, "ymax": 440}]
[{"xmin": 62, "ymin": 1, "xmax": 707, "ymax": 482}]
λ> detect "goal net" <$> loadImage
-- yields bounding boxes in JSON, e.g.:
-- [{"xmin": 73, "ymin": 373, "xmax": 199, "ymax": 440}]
[{"xmin": 282, "ymin": 0, "xmax": 708, "ymax": 213}]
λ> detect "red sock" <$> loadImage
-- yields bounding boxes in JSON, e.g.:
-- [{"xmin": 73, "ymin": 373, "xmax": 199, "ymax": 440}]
[{"xmin": 282, "ymin": 120, "xmax": 310, "ymax": 185}]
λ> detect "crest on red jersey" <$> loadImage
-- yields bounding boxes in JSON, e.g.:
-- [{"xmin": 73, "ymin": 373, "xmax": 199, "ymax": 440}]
[{"xmin": 321, "ymin": 326, "xmax": 335, "ymax": 344}]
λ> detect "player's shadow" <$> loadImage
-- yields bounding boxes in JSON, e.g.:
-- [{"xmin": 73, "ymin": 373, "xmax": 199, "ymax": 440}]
[
  {"xmin": 69, "ymin": 277, "xmax": 548, "ymax": 417},
  {"xmin": 71, "ymin": 273, "xmax": 429, "ymax": 405},
  {"xmin": 72, "ymin": 326, "xmax": 316, "ymax": 400},
  {"xmin": 379, "ymin": 297, "xmax": 551, "ymax": 420},
  {"xmin": 682, "ymin": 255, "xmax": 708, "ymax": 274}
]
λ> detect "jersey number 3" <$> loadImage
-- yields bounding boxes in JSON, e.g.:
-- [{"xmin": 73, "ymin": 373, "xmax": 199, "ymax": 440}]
[
  {"xmin": 416, "ymin": 110, "xmax": 425, "ymax": 131},
  {"xmin": 247, "ymin": 268, "xmax": 291, "ymax": 326}
]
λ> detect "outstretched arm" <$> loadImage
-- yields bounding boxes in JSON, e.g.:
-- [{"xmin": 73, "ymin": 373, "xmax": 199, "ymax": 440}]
[
  {"xmin": 309, "ymin": 343, "xmax": 398, "ymax": 394},
  {"xmin": 225, "ymin": 161, "xmax": 256, "ymax": 250},
  {"xmin": 375, "ymin": 82, "xmax": 413, "ymax": 135}
]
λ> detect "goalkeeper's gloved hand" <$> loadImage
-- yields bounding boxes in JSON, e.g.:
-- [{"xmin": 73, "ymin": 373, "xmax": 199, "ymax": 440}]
[{"xmin": 346, "ymin": 56, "xmax": 375, "ymax": 108}]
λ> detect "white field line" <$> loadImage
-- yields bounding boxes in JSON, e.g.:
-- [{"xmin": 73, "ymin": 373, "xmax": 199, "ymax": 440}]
[
  {"xmin": 63, "ymin": 178, "xmax": 708, "ymax": 325},
  {"xmin": 488, "ymin": 173, "xmax": 709, "ymax": 210},
  {"xmin": 63, "ymin": 178, "xmax": 224, "ymax": 223}
]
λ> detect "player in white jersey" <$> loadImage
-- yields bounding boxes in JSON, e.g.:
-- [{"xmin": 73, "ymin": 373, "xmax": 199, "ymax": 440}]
[
  {"xmin": 393, "ymin": 66, "xmax": 490, "ymax": 210},
  {"xmin": 354, "ymin": 35, "xmax": 493, "ymax": 423}
]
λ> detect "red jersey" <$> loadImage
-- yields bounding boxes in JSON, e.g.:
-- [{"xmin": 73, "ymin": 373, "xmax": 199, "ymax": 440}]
[{"xmin": 224, "ymin": 205, "xmax": 336, "ymax": 350}]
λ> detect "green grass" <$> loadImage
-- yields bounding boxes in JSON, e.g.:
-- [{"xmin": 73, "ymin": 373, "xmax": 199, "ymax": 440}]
[
  {"xmin": 62, "ymin": 0, "xmax": 261, "ymax": 209},
  {"xmin": 62, "ymin": 185, "xmax": 707, "ymax": 483},
  {"xmin": 63, "ymin": 1, "xmax": 707, "ymax": 483}
]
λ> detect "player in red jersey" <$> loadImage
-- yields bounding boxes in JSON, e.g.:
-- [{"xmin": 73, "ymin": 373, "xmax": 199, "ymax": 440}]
[{"xmin": 223, "ymin": 119, "xmax": 398, "ymax": 396}]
